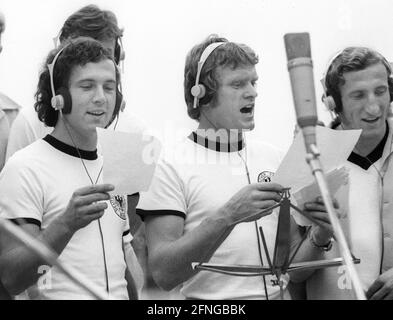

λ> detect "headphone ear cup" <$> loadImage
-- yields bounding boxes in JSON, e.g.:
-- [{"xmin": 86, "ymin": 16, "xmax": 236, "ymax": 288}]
[
  {"xmin": 191, "ymin": 84, "xmax": 207, "ymax": 109},
  {"xmin": 114, "ymin": 41, "xmax": 125, "ymax": 65},
  {"xmin": 322, "ymin": 94, "xmax": 336, "ymax": 113},
  {"xmin": 51, "ymin": 95, "xmax": 64, "ymax": 111},
  {"xmin": 119, "ymin": 50, "xmax": 125, "ymax": 62},
  {"xmin": 114, "ymin": 43, "xmax": 120, "ymax": 65},
  {"xmin": 51, "ymin": 87, "xmax": 72, "ymax": 114},
  {"xmin": 191, "ymin": 84, "xmax": 206, "ymax": 99},
  {"xmin": 105, "ymin": 90, "xmax": 124, "ymax": 128},
  {"xmin": 115, "ymin": 90, "xmax": 125, "ymax": 114},
  {"xmin": 58, "ymin": 87, "xmax": 72, "ymax": 114}
]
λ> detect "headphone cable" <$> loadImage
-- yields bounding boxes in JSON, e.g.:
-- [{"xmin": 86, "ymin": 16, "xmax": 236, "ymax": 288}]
[
  {"xmin": 61, "ymin": 114, "xmax": 110, "ymax": 294},
  {"xmin": 237, "ymin": 147, "xmax": 270, "ymax": 300}
]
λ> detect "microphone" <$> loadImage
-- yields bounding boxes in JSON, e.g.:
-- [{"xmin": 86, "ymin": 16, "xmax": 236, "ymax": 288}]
[{"xmin": 284, "ymin": 33, "xmax": 318, "ymax": 153}]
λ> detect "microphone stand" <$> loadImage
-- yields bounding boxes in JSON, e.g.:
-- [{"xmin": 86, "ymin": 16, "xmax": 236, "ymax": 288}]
[
  {"xmin": 305, "ymin": 143, "xmax": 366, "ymax": 300},
  {"xmin": 0, "ymin": 218, "xmax": 109, "ymax": 300}
]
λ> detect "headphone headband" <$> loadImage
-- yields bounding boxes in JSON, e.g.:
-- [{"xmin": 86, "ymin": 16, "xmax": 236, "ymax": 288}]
[
  {"xmin": 191, "ymin": 42, "xmax": 226, "ymax": 109},
  {"xmin": 48, "ymin": 45, "xmax": 68, "ymax": 101}
]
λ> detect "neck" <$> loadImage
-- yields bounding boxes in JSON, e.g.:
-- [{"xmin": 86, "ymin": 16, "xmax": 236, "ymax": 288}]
[
  {"xmin": 52, "ymin": 117, "xmax": 97, "ymax": 151},
  {"xmin": 354, "ymin": 136, "xmax": 383, "ymax": 156},
  {"xmin": 198, "ymin": 116, "xmax": 243, "ymax": 144},
  {"xmin": 352, "ymin": 124, "xmax": 387, "ymax": 157}
]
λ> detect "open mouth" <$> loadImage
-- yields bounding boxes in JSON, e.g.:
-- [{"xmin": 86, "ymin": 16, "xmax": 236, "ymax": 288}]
[
  {"xmin": 240, "ymin": 105, "xmax": 254, "ymax": 114},
  {"xmin": 87, "ymin": 111, "xmax": 105, "ymax": 117}
]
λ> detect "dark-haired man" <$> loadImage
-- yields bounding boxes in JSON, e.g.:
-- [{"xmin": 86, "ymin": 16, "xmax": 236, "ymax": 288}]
[
  {"xmin": 6, "ymin": 4, "xmax": 125, "ymax": 159},
  {"xmin": 305, "ymin": 47, "xmax": 393, "ymax": 300},
  {"xmin": 4, "ymin": 4, "xmax": 144, "ymax": 299},
  {"xmin": 0, "ymin": 38, "xmax": 132, "ymax": 299}
]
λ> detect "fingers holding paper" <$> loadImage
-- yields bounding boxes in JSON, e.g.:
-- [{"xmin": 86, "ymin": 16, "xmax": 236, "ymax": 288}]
[{"xmin": 303, "ymin": 197, "xmax": 334, "ymax": 246}]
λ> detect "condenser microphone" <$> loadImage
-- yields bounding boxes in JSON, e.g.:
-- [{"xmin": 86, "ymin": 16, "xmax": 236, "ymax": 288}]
[{"xmin": 284, "ymin": 33, "xmax": 318, "ymax": 153}]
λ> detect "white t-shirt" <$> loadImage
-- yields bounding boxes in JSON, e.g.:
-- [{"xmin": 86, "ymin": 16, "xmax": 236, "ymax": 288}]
[
  {"xmin": 306, "ymin": 147, "xmax": 385, "ymax": 299},
  {"xmin": 0, "ymin": 136, "xmax": 130, "ymax": 300},
  {"xmin": 138, "ymin": 133, "xmax": 291, "ymax": 300}
]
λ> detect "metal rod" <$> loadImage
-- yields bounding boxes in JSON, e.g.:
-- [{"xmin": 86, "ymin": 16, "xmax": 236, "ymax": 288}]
[
  {"xmin": 306, "ymin": 144, "xmax": 366, "ymax": 300},
  {"xmin": 0, "ymin": 218, "xmax": 109, "ymax": 300}
]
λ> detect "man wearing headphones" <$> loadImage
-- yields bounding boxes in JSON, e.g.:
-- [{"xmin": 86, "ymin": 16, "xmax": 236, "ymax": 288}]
[
  {"xmin": 0, "ymin": 11, "xmax": 21, "ymax": 171},
  {"xmin": 0, "ymin": 38, "xmax": 133, "ymax": 299},
  {"xmin": 136, "ymin": 35, "xmax": 333, "ymax": 300},
  {"xmin": 4, "ymin": 4, "xmax": 144, "ymax": 299},
  {"xmin": 305, "ymin": 47, "xmax": 393, "ymax": 299},
  {"xmin": 6, "ymin": 5, "xmax": 126, "ymax": 160}
]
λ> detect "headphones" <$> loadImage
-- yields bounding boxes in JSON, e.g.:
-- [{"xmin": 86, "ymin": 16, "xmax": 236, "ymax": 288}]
[
  {"xmin": 191, "ymin": 42, "xmax": 225, "ymax": 109},
  {"xmin": 114, "ymin": 35, "xmax": 125, "ymax": 65},
  {"xmin": 321, "ymin": 50, "xmax": 393, "ymax": 114},
  {"xmin": 47, "ymin": 43, "xmax": 125, "ymax": 124}
]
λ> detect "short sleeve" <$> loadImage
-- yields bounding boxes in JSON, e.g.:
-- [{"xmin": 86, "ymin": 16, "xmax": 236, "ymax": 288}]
[
  {"xmin": 0, "ymin": 156, "xmax": 44, "ymax": 225},
  {"xmin": 137, "ymin": 157, "xmax": 186, "ymax": 220}
]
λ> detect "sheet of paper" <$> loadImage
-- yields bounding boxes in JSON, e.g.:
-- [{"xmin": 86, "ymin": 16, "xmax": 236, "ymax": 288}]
[
  {"xmin": 273, "ymin": 126, "xmax": 361, "ymax": 191},
  {"xmin": 97, "ymin": 128, "xmax": 162, "ymax": 195},
  {"xmin": 292, "ymin": 166, "xmax": 349, "ymax": 210},
  {"xmin": 291, "ymin": 166, "xmax": 349, "ymax": 226}
]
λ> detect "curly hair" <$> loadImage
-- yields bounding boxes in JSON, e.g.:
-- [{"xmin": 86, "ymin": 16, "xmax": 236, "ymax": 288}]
[
  {"xmin": 325, "ymin": 47, "xmax": 393, "ymax": 113},
  {"xmin": 59, "ymin": 4, "xmax": 123, "ymax": 63},
  {"xmin": 184, "ymin": 35, "xmax": 259, "ymax": 120},
  {"xmin": 34, "ymin": 37, "xmax": 119, "ymax": 127}
]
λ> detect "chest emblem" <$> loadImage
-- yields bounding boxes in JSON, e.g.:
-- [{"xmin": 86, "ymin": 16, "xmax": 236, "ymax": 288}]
[
  {"xmin": 258, "ymin": 171, "xmax": 275, "ymax": 183},
  {"xmin": 110, "ymin": 195, "xmax": 127, "ymax": 220}
]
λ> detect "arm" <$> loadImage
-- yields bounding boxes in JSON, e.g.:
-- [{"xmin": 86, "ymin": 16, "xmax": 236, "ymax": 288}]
[
  {"xmin": 145, "ymin": 182, "xmax": 284, "ymax": 291},
  {"xmin": 127, "ymin": 193, "xmax": 142, "ymax": 236},
  {"xmin": 123, "ymin": 193, "xmax": 144, "ymax": 299},
  {"xmin": 288, "ymin": 198, "xmax": 334, "ymax": 283},
  {"xmin": 0, "ymin": 184, "xmax": 114, "ymax": 295},
  {"xmin": 123, "ymin": 240, "xmax": 144, "ymax": 300}
]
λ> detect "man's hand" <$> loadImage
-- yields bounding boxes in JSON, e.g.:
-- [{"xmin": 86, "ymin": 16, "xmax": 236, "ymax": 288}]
[
  {"xmin": 59, "ymin": 184, "xmax": 115, "ymax": 233},
  {"xmin": 303, "ymin": 197, "xmax": 334, "ymax": 246},
  {"xmin": 219, "ymin": 182, "xmax": 284, "ymax": 225},
  {"xmin": 367, "ymin": 268, "xmax": 393, "ymax": 300}
]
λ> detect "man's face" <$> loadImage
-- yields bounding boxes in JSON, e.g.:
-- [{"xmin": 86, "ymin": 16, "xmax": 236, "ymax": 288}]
[
  {"xmin": 0, "ymin": 12, "xmax": 5, "ymax": 54},
  {"xmin": 339, "ymin": 62, "xmax": 391, "ymax": 142},
  {"xmin": 64, "ymin": 59, "xmax": 117, "ymax": 137},
  {"xmin": 204, "ymin": 65, "xmax": 258, "ymax": 131}
]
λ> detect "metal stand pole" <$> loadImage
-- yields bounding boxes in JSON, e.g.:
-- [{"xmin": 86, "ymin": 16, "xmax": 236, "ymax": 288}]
[
  {"xmin": 0, "ymin": 218, "xmax": 109, "ymax": 300},
  {"xmin": 306, "ymin": 144, "xmax": 366, "ymax": 300}
]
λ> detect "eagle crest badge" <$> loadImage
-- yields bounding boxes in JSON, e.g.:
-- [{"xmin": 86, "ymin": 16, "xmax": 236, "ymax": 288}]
[
  {"xmin": 110, "ymin": 195, "xmax": 127, "ymax": 220},
  {"xmin": 258, "ymin": 171, "xmax": 274, "ymax": 183}
]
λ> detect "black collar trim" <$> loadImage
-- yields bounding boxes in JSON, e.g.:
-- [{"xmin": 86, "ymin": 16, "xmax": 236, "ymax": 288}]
[
  {"xmin": 189, "ymin": 131, "xmax": 245, "ymax": 152},
  {"xmin": 347, "ymin": 123, "xmax": 389, "ymax": 170},
  {"xmin": 43, "ymin": 135, "xmax": 98, "ymax": 160}
]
